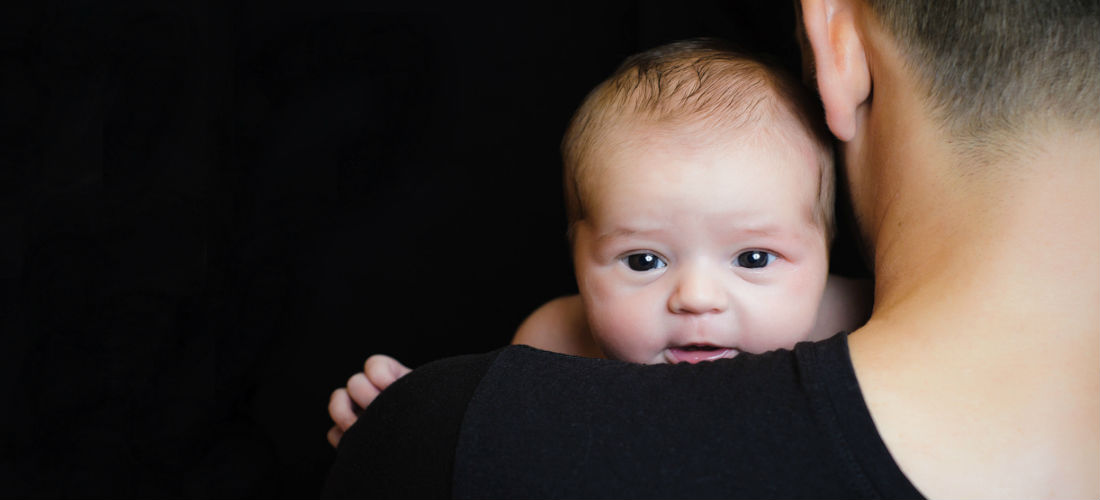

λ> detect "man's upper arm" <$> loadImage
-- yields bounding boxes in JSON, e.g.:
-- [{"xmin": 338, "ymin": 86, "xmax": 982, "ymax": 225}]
[{"xmin": 322, "ymin": 349, "xmax": 501, "ymax": 499}]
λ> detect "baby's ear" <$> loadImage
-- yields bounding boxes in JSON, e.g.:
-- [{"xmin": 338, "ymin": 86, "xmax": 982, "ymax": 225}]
[{"xmin": 798, "ymin": 0, "xmax": 871, "ymax": 142}]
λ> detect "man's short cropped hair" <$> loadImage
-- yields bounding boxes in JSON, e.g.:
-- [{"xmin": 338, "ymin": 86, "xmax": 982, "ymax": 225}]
[{"xmin": 867, "ymin": 0, "xmax": 1099, "ymax": 145}]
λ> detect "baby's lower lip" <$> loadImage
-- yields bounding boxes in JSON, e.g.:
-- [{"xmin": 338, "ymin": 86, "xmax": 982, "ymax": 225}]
[{"xmin": 664, "ymin": 346, "xmax": 739, "ymax": 364}]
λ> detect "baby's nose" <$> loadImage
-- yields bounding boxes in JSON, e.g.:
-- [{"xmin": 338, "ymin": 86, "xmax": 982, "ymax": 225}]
[{"xmin": 667, "ymin": 267, "xmax": 729, "ymax": 315}]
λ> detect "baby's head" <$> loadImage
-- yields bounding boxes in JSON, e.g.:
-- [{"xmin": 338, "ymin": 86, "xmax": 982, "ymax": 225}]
[{"xmin": 562, "ymin": 38, "xmax": 836, "ymax": 364}]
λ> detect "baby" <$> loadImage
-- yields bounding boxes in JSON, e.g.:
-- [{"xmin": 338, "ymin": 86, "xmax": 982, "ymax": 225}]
[{"xmin": 328, "ymin": 38, "xmax": 870, "ymax": 445}]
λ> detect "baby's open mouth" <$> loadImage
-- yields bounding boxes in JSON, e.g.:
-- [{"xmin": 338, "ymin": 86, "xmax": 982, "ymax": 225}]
[{"xmin": 664, "ymin": 344, "xmax": 740, "ymax": 364}]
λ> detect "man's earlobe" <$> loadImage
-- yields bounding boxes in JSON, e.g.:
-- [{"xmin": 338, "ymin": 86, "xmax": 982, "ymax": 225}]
[{"xmin": 799, "ymin": 0, "xmax": 871, "ymax": 142}]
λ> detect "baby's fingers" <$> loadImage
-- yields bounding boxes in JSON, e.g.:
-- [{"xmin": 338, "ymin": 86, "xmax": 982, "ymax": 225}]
[
  {"xmin": 328, "ymin": 387, "xmax": 363, "ymax": 433},
  {"xmin": 363, "ymin": 354, "xmax": 412, "ymax": 391},
  {"xmin": 327, "ymin": 426, "xmax": 344, "ymax": 448},
  {"xmin": 346, "ymin": 372, "xmax": 381, "ymax": 410}
]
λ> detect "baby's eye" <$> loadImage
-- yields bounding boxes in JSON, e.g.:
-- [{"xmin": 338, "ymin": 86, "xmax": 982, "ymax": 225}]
[
  {"xmin": 734, "ymin": 250, "xmax": 777, "ymax": 269},
  {"xmin": 622, "ymin": 252, "xmax": 667, "ymax": 271}
]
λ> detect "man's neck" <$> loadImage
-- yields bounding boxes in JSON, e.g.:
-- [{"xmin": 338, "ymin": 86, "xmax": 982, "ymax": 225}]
[
  {"xmin": 850, "ymin": 125, "xmax": 1099, "ymax": 499},
  {"xmin": 869, "ymin": 126, "xmax": 1098, "ymax": 348}
]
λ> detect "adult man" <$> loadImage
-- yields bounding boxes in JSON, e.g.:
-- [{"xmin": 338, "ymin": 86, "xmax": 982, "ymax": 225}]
[{"xmin": 324, "ymin": 0, "xmax": 1098, "ymax": 497}]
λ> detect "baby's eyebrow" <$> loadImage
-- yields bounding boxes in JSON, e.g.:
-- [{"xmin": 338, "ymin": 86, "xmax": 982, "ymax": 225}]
[
  {"xmin": 732, "ymin": 224, "xmax": 786, "ymax": 238},
  {"xmin": 594, "ymin": 226, "xmax": 660, "ymax": 243},
  {"xmin": 732, "ymin": 224, "xmax": 824, "ymax": 247}
]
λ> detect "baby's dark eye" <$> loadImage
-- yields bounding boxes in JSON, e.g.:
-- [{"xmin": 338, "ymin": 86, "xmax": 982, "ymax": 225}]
[
  {"xmin": 623, "ymin": 252, "xmax": 667, "ymax": 271},
  {"xmin": 734, "ymin": 250, "xmax": 777, "ymax": 269}
]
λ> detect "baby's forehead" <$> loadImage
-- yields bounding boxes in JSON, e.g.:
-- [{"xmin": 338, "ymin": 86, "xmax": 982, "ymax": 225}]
[
  {"xmin": 604, "ymin": 103, "xmax": 814, "ymax": 151},
  {"xmin": 576, "ymin": 112, "xmax": 828, "ymax": 230},
  {"xmin": 582, "ymin": 112, "xmax": 821, "ymax": 184}
]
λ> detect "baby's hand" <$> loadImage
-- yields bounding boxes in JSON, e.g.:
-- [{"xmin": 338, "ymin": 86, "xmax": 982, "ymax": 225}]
[{"xmin": 326, "ymin": 354, "xmax": 412, "ymax": 448}]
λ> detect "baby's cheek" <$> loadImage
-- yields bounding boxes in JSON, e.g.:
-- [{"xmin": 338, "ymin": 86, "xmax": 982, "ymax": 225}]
[
  {"xmin": 769, "ymin": 262, "xmax": 829, "ymax": 344},
  {"xmin": 744, "ymin": 290, "xmax": 820, "ymax": 352},
  {"xmin": 586, "ymin": 296, "xmax": 660, "ymax": 361},
  {"xmin": 588, "ymin": 300, "xmax": 640, "ymax": 344}
]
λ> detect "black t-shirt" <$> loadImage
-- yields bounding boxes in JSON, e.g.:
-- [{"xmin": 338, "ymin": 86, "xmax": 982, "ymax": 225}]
[{"xmin": 323, "ymin": 333, "xmax": 924, "ymax": 499}]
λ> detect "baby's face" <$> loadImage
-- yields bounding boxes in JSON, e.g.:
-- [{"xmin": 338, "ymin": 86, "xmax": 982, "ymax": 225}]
[{"xmin": 572, "ymin": 121, "xmax": 829, "ymax": 364}]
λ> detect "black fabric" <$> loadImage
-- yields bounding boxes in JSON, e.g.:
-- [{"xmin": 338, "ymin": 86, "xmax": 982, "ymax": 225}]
[
  {"xmin": 322, "ymin": 349, "xmax": 502, "ymax": 499},
  {"xmin": 454, "ymin": 333, "xmax": 923, "ymax": 498},
  {"xmin": 323, "ymin": 333, "xmax": 923, "ymax": 499}
]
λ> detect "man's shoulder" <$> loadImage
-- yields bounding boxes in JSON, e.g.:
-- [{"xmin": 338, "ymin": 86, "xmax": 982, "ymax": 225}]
[
  {"xmin": 322, "ymin": 347, "xmax": 506, "ymax": 499},
  {"xmin": 455, "ymin": 335, "xmax": 921, "ymax": 498}
]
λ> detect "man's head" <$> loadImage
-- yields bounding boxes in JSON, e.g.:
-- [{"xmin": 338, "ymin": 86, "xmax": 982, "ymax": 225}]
[
  {"xmin": 798, "ymin": 0, "xmax": 1099, "ymax": 264},
  {"xmin": 561, "ymin": 39, "xmax": 839, "ymax": 364},
  {"xmin": 799, "ymin": 0, "xmax": 1098, "ymax": 146}
]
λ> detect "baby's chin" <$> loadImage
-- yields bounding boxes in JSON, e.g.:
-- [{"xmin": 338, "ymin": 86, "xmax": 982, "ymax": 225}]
[{"xmin": 661, "ymin": 345, "xmax": 741, "ymax": 364}]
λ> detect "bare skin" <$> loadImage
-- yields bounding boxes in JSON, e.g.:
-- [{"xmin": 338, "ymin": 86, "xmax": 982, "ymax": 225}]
[
  {"xmin": 801, "ymin": 0, "xmax": 1099, "ymax": 497},
  {"xmin": 511, "ymin": 273, "xmax": 871, "ymax": 362}
]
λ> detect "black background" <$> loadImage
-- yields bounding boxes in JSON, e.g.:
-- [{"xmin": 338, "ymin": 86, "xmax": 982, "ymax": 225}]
[{"xmin": 2, "ymin": 1, "xmax": 869, "ymax": 497}]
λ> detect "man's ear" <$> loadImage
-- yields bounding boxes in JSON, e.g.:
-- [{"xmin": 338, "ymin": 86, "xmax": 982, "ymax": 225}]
[{"xmin": 799, "ymin": 0, "xmax": 871, "ymax": 142}]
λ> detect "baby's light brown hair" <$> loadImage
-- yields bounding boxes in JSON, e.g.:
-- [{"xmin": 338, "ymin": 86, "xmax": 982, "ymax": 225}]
[{"xmin": 561, "ymin": 38, "xmax": 836, "ymax": 245}]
